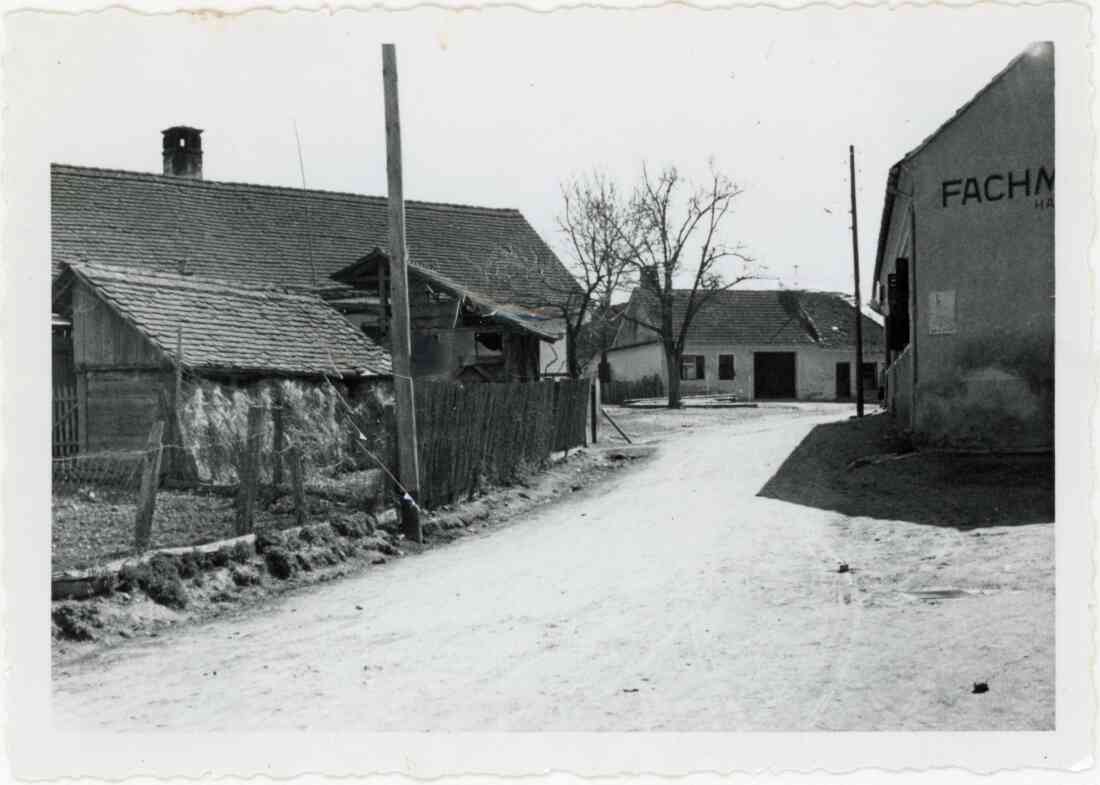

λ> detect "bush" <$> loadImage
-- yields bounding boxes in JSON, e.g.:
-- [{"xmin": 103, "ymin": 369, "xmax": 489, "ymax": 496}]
[
  {"xmin": 299, "ymin": 523, "xmax": 335, "ymax": 545},
  {"xmin": 331, "ymin": 515, "xmax": 370, "ymax": 539},
  {"xmin": 264, "ymin": 547, "xmax": 296, "ymax": 580},
  {"xmin": 118, "ymin": 554, "xmax": 188, "ymax": 609},
  {"xmin": 230, "ymin": 540, "xmax": 253, "ymax": 564},
  {"xmin": 254, "ymin": 529, "xmax": 285, "ymax": 555},
  {"xmin": 231, "ymin": 564, "xmax": 261, "ymax": 586},
  {"xmin": 206, "ymin": 547, "xmax": 231, "ymax": 568},
  {"xmin": 90, "ymin": 569, "xmax": 117, "ymax": 597},
  {"xmin": 53, "ymin": 604, "xmax": 101, "ymax": 641},
  {"xmin": 177, "ymin": 550, "xmax": 202, "ymax": 579}
]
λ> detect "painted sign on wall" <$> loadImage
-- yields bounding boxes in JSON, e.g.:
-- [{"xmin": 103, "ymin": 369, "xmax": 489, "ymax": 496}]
[{"xmin": 941, "ymin": 167, "xmax": 1053, "ymax": 207}]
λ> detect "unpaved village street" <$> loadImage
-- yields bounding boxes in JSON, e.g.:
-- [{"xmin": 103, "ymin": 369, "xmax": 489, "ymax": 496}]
[{"xmin": 53, "ymin": 406, "xmax": 1053, "ymax": 731}]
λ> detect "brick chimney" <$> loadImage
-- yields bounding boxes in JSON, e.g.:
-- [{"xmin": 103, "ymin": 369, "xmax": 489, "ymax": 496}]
[{"xmin": 162, "ymin": 126, "xmax": 203, "ymax": 179}]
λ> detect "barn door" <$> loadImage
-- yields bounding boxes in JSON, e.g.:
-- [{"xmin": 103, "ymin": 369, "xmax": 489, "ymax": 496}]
[{"xmin": 753, "ymin": 352, "xmax": 797, "ymax": 399}]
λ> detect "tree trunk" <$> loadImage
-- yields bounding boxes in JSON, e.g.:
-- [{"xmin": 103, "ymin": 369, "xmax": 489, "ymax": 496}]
[
  {"xmin": 566, "ymin": 324, "xmax": 580, "ymax": 379},
  {"xmin": 664, "ymin": 347, "xmax": 682, "ymax": 409}
]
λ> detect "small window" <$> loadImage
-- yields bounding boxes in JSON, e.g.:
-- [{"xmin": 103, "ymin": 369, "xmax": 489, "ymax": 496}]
[
  {"xmin": 680, "ymin": 355, "xmax": 705, "ymax": 381},
  {"xmin": 718, "ymin": 354, "xmax": 735, "ymax": 380},
  {"xmin": 475, "ymin": 332, "xmax": 503, "ymax": 356}
]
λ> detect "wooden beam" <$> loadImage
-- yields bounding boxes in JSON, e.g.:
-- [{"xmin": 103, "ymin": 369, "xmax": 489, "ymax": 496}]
[
  {"xmin": 600, "ymin": 406, "xmax": 633, "ymax": 444},
  {"xmin": 382, "ymin": 43, "xmax": 422, "ymax": 543},
  {"xmin": 451, "ymin": 295, "xmax": 464, "ymax": 329}
]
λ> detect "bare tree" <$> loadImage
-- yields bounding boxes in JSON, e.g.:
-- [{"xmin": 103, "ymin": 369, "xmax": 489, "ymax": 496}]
[
  {"xmin": 540, "ymin": 172, "xmax": 634, "ymax": 378},
  {"xmin": 615, "ymin": 163, "xmax": 755, "ymax": 408}
]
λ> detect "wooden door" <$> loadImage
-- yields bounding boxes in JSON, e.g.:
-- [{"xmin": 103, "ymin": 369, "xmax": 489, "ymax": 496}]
[{"xmin": 753, "ymin": 352, "xmax": 797, "ymax": 399}]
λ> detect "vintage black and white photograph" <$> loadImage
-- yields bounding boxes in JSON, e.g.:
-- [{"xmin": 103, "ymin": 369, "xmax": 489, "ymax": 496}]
[{"xmin": 1, "ymin": 0, "xmax": 1093, "ymax": 778}]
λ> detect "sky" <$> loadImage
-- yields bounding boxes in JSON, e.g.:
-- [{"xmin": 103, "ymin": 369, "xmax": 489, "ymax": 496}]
[{"xmin": 4, "ymin": 3, "xmax": 1088, "ymax": 301}]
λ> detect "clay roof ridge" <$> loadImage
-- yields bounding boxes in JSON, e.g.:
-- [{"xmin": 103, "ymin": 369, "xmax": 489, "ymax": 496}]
[{"xmin": 50, "ymin": 163, "xmax": 525, "ymax": 215}]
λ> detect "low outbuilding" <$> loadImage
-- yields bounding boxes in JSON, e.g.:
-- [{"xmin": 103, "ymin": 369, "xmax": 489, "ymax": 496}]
[{"xmin": 51, "ymin": 261, "xmax": 392, "ymax": 456}]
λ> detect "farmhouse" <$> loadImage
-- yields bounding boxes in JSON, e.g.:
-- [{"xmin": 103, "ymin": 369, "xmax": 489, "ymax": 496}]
[
  {"xmin": 872, "ymin": 42, "xmax": 1054, "ymax": 448},
  {"xmin": 51, "ymin": 126, "xmax": 580, "ymax": 385},
  {"xmin": 51, "ymin": 261, "xmax": 392, "ymax": 456},
  {"xmin": 605, "ymin": 288, "xmax": 883, "ymax": 401}
]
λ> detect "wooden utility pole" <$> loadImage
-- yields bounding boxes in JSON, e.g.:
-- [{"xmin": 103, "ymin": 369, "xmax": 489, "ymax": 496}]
[
  {"xmin": 382, "ymin": 43, "xmax": 422, "ymax": 543},
  {"xmin": 848, "ymin": 144, "xmax": 865, "ymax": 417}
]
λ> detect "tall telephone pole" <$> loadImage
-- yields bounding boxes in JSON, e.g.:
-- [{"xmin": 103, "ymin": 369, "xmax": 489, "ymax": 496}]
[
  {"xmin": 382, "ymin": 43, "xmax": 422, "ymax": 542},
  {"xmin": 849, "ymin": 144, "xmax": 865, "ymax": 417}
]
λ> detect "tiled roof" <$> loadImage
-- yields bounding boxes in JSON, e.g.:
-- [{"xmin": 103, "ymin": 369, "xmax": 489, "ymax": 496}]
[
  {"xmin": 61, "ymin": 262, "xmax": 391, "ymax": 377},
  {"xmin": 51, "ymin": 165, "xmax": 580, "ymax": 308},
  {"xmin": 617, "ymin": 288, "xmax": 884, "ymax": 349}
]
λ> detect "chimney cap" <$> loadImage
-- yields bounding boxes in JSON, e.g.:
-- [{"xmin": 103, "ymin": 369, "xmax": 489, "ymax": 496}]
[{"xmin": 162, "ymin": 125, "xmax": 204, "ymax": 135}]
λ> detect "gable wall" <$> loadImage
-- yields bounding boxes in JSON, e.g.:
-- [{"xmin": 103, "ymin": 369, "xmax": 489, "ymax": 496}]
[
  {"xmin": 902, "ymin": 48, "xmax": 1054, "ymax": 447},
  {"xmin": 72, "ymin": 281, "xmax": 164, "ymax": 370}
]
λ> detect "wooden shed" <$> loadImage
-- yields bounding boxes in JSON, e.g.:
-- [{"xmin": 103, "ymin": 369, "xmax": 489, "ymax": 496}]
[
  {"xmin": 330, "ymin": 248, "xmax": 560, "ymax": 383},
  {"xmin": 51, "ymin": 262, "xmax": 392, "ymax": 456}
]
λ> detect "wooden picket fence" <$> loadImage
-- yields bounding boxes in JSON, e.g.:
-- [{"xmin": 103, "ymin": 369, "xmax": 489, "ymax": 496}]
[
  {"xmin": 53, "ymin": 384, "xmax": 81, "ymax": 458},
  {"xmin": 414, "ymin": 379, "xmax": 590, "ymax": 508},
  {"xmin": 601, "ymin": 374, "xmax": 665, "ymax": 405}
]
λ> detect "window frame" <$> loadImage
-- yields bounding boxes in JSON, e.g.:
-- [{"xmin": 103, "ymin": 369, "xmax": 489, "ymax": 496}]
[
  {"xmin": 718, "ymin": 353, "xmax": 736, "ymax": 380},
  {"xmin": 680, "ymin": 354, "xmax": 706, "ymax": 381}
]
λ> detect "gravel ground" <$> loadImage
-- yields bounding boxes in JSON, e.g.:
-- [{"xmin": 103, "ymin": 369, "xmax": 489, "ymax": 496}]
[{"xmin": 53, "ymin": 405, "xmax": 1053, "ymax": 731}]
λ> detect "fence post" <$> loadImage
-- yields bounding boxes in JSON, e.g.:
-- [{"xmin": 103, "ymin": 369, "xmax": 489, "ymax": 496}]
[
  {"xmin": 235, "ymin": 404, "xmax": 265, "ymax": 536},
  {"xmin": 288, "ymin": 444, "xmax": 306, "ymax": 527},
  {"xmin": 133, "ymin": 420, "xmax": 166, "ymax": 552}
]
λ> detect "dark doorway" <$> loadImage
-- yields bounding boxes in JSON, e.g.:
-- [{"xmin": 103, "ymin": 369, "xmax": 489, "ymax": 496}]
[
  {"xmin": 861, "ymin": 362, "xmax": 878, "ymax": 399},
  {"xmin": 835, "ymin": 362, "xmax": 851, "ymax": 399},
  {"xmin": 754, "ymin": 352, "xmax": 796, "ymax": 399}
]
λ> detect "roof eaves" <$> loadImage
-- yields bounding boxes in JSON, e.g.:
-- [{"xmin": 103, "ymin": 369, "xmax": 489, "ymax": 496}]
[{"xmin": 872, "ymin": 162, "xmax": 903, "ymax": 286}]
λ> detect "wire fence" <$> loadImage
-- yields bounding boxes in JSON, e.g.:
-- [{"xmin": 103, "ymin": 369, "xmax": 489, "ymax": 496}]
[{"xmin": 51, "ymin": 373, "xmax": 592, "ymax": 573}]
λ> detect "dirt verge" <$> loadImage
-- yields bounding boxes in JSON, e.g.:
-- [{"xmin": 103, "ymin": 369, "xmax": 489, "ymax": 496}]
[{"xmin": 52, "ymin": 444, "xmax": 653, "ymax": 664}]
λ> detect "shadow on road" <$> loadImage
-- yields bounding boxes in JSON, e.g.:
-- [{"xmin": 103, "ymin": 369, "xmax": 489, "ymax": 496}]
[{"xmin": 757, "ymin": 414, "xmax": 1053, "ymax": 530}]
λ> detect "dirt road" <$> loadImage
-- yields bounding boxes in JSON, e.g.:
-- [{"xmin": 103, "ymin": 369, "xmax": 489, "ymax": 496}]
[{"xmin": 53, "ymin": 407, "xmax": 1053, "ymax": 731}]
